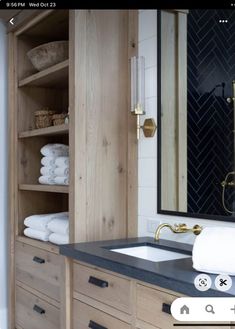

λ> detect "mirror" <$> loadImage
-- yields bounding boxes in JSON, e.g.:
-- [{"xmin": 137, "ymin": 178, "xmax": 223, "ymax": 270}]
[{"xmin": 158, "ymin": 9, "xmax": 235, "ymax": 221}]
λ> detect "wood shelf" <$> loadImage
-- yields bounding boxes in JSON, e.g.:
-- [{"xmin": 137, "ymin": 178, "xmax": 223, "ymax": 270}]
[
  {"xmin": 16, "ymin": 235, "xmax": 59, "ymax": 254},
  {"xmin": 18, "ymin": 60, "xmax": 69, "ymax": 88},
  {"xmin": 19, "ymin": 124, "xmax": 69, "ymax": 138},
  {"xmin": 19, "ymin": 184, "xmax": 69, "ymax": 194}
]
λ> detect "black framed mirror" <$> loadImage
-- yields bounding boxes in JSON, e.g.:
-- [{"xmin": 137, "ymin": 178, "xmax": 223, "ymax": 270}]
[{"xmin": 157, "ymin": 9, "xmax": 235, "ymax": 222}]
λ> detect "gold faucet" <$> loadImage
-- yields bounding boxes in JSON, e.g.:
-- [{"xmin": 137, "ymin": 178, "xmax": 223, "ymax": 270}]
[{"xmin": 154, "ymin": 223, "xmax": 202, "ymax": 241}]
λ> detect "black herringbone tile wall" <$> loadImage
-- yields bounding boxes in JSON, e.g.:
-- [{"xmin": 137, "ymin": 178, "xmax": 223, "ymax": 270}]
[{"xmin": 187, "ymin": 9, "xmax": 235, "ymax": 216}]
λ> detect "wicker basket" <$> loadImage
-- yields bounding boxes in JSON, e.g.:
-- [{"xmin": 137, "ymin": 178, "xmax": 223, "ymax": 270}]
[
  {"xmin": 52, "ymin": 113, "xmax": 68, "ymax": 126},
  {"xmin": 35, "ymin": 109, "xmax": 56, "ymax": 129}
]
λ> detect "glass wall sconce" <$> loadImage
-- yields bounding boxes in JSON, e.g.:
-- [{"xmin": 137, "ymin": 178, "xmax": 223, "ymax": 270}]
[{"xmin": 130, "ymin": 56, "xmax": 157, "ymax": 140}]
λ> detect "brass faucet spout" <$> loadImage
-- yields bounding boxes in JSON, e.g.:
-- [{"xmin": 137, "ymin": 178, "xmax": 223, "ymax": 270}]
[{"xmin": 154, "ymin": 223, "xmax": 202, "ymax": 241}]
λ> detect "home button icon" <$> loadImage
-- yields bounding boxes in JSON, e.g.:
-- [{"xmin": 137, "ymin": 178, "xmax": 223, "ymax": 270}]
[{"xmin": 180, "ymin": 305, "xmax": 190, "ymax": 315}]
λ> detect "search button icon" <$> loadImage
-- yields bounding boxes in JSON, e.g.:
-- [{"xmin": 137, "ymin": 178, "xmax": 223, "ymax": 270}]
[{"xmin": 205, "ymin": 304, "xmax": 215, "ymax": 314}]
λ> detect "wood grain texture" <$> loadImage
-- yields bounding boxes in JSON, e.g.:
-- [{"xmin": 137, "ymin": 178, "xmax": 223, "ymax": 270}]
[
  {"xmin": 19, "ymin": 123, "xmax": 69, "ymax": 138},
  {"xmin": 160, "ymin": 10, "xmax": 188, "ymax": 212},
  {"xmin": 177, "ymin": 12, "xmax": 187, "ymax": 212},
  {"xmin": 161, "ymin": 10, "xmax": 177, "ymax": 211},
  {"xmin": 86, "ymin": 10, "xmax": 129, "ymax": 241},
  {"xmin": 127, "ymin": 10, "xmax": 138, "ymax": 238},
  {"xmin": 73, "ymin": 262, "xmax": 132, "ymax": 314},
  {"xmin": 16, "ymin": 235, "xmax": 59, "ymax": 254},
  {"xmin": 15, "ymin": 241, "xmax": 62, "ymax": 301},
  {"xmin": 19, "ymin": 59, "xmax": 69, "ymax": 88},
  {"xmin": 73, "ymin": 300, "xmax": 131, "ymax": 329},
  {"xmin": 15, "ymin": 285, "xmax": 60, "ymax": 329},
  {"xmin": 69, "ymin": 10, "xmax": 87, "ymax": 243}
]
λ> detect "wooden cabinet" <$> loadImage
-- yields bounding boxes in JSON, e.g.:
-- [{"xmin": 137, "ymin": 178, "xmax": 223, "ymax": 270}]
[
  {"xmin": 73, "ymin": 300, "xmax": 132, "ymax": 329},
  {"xmin": 9, "ymin": 9, "xmax": 138, "ymax": 329},
  {"xmin": 15, "ymin": 241, "xmax": 62, "ymax": 301},
  {"xmin": 73, "ymin": 262, "xmax": 132, "ymax": 314},
  {"xmin": 71, "ymin": 262, "xmax": 232, "ymax": 329},
  {"xmin": 15, "ymin": 285, "xmax": 60, "ymax": 329}
]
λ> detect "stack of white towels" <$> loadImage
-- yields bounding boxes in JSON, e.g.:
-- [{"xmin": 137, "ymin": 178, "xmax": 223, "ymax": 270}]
[
  {"xmin": 24, "ymin": 212, "xmax": 69, "ymax": 245},
  {"xmin": 39, "ymin": 143, "xmax": 69, "ymax": 186}
]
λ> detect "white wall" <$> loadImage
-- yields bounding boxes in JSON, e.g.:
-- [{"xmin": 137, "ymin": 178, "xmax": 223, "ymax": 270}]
[
  {"xmin": 0, "ymin": 19, "xmax": 8, "ymax": 329},
  {"xmin": 138, "ymin": 10, "xmax": 235, "ymax": 244}
]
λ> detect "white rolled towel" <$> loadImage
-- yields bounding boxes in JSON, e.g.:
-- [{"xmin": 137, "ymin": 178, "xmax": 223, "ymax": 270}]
[
  {"xmin": 49, "ymin": 233, "xmax": 69, "ymax": 245},
  {"xmin": 47, "ymin": 217, "xmax": 69, "ymax": 235},
  {"xmin": 40, "ymin": 144, "xmax": 69, "ymax": 157},
  {"xmin": 24, "ymin": 212, "xmax": 68, "ymax": 231},
  {"xmin": 55, "ymin": 156, "xmax": 69, "ymax": 167},
  {"xmin": 38, "ymin": 175, "xmax": 56, "ymax": 185},
  {"xmin": 24, "ymin": 228, "xmax": 51, "ymax": 242},
  {"xmin": 54, "ymin": 176, "xmax": 69, "ymax": 185},
  {"xmin": 192, "ymin": 227, "xmax": 235, "ymax": 275},
  {"xmin": 40, "ymin": 166, "xmax": 56, "ymax": 176},
  {"xmin": 41, "ymin": 156, "xmax": 56, "ymax": 167},
  {"xmin": 54, "ymin": 166, "xmax": 69, "ymax": 177}
]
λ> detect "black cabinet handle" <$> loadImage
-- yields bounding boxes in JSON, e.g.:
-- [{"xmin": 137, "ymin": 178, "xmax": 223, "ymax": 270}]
[
  {"xmin": 88, "ymin": 276, "xmax": 109, "ymax": 288},
  {"xmin": 33, "ymin": 304, "xmax": 45, "ymax": 315},
  {"xmin": 162, "ymin": 303, "xmax": 171, "ymax": 315},
  {"xmin": 88, "ymin": 320, "xmax": 107, "ymax": 329},
  {"xmin": 33, "ymin": 256, "xmax": 45, "ymax": 264}
]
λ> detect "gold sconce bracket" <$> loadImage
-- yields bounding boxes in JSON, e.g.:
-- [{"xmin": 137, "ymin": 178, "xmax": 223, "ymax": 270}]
[
  {"xmin": 141, "ymin": 118, "xmax": 157, "ymax": 138},
  {"xmin": 134, "ymin": 114, "xmax": 157, "ymax": 140}
]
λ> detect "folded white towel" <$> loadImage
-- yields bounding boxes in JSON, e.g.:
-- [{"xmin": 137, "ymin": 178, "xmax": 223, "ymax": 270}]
[
  {"xmin": 41, "ymin": 144, "xmax": 69, "ymax": 157},
  {"xmin": 24, "ymin": 228, "xmax": 51, "ymax": 242},
  {"xmin": 41, "ymin": 156, "xmax": 56, "ymax": 167},
  {"xmin": 24, "ymin": 212, "xmax": 68, "ymax": 231},
  {"xmin": 54, "ymin": 166, "xmax": 69, "ymax": 177},
  {"xmin": 55, "ymin": 156, "xmax": 69, "ymax": 167},
  {"xmin": 54, "ymin": 176, "xmax": 69, "ymax": 185},
  {"xmin": 47, "ymin": 217, "xmax": 69, "ymax": 235},
  {"xmin": 192, "ymin": 227, "xmax": 235, "ymax": 275},
  {"xmin": 40, "ymin": 166, "xmax": 56, "ymax": 176},
  {"xmin": 49, "ymin": 233, "xmax": 69, "ymax": 245},
  {"xmin": 38, "ymin": 175, "xmax": 56, "ymax": 185}
]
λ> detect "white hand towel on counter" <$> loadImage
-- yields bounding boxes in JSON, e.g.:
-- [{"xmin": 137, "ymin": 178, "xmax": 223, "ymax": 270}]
[
  {"xmin": 54, "ymin": 166, "xmax": 69, "ymax": 177},
  {"xmin": 41, "ymin": 144, "xmax": 69, "ymax": 157},
  {"xmin": 49, "ymin": 233, "xmax": 69, "ymax": 245},
  {"xmin": 47, "ymin": 217, "xmax": 69, "ymax": 235},
  {"xmin": 24, "ymin": 228, "xmax": 51, "ymax": 242},
  {"xmin": 55, "ymin": 156, "xmax": 69, "ymax": 167},
  {"xmin": 38, "ymin": 175, "xmax": 56, "ymax": 185},
  {"xmin": 54, "ymin": 176, "xmax": 69, "ymax": 185},
  {"xmin": 24, "ymin": 212, "xmax": 68, "ymax": 231},
  {"xmin": 40, "ymin": 166, "xmax": 56, "ymax": 176},
  {"xmin": 192, "ymin": 227, "xmax": 235, "ymax": 275},
  {"xmin": 41, "ymin": 156, "xmax": 56, "ymax": 167}
]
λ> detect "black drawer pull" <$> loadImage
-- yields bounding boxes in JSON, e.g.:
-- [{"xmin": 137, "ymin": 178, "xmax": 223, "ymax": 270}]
[
  {"xmin": 33, "ymin": 256, "xmax": 45, "ymax": 264},
  {"xmin": 162, "ymin": 303, "xmax": 171, "ymax": 315},
  {"xmin": 33, "ymin": 304, "xmax": 45, "ymax": 315},
  {"xmin": 88, "ymin": 320, "xmax": 107, "ymax": 329},
  {"xmin": 88, "ymin": 276, "xmax": 109, "ymax": 288}
]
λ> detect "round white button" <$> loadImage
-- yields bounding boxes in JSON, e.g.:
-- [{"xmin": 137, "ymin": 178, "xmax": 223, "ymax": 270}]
[
  {"xmin": 215, "ymin": 274, "xmax": 232, "ymax": 291},
  {"xmin": 194, "ymin": 274, "xmax": 212, "ymax": 291}
]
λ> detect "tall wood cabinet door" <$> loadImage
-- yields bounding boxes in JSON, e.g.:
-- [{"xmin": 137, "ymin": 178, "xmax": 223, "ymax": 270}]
[{"xmin": 69, "ymin": 10, "xmax": 138, "ymax": 243}]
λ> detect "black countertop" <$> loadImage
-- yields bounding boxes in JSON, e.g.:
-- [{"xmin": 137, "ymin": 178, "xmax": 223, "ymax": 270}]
[{"xmin": 59, "ymin": 237, "xmax": 235, "ymax": 297}]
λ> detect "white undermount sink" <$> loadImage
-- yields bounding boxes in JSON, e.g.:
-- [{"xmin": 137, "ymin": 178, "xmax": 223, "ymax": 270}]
[{"xmin": 111, "ymin": 245, "xmax": 191, "ymax": 262}]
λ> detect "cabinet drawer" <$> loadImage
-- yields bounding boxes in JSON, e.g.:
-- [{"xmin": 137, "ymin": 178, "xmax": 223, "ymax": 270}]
[
  {"xmin": 15, "ymin": 285, "xmax": 60, "ymax": 329},
  {"xmin": 73, "ymin": 299, "xmax": 131, "ymax": 329},
  {"xmin": 15, "ymin": 241, "xmax": 62, "ymax": 301},
  {"xmin": 73, "ymin": 263, "xmax": 132, "ymax": 314},
  {"xmin": 136, "ymin": 284, "xmax": 231, "ymax": 329},
  {"xmin": 136, "ymin": 284, "xmax": 177, "ymax": 329}
]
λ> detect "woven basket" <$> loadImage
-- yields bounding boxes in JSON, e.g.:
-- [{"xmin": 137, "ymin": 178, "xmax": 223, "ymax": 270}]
[
  {"xmin": 52, "ymin": 113, "xmax": 68, "ymax": 126},
  {"xmin": 35, "ymin": 109, "xmax": 56, "ymax": 129}
]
